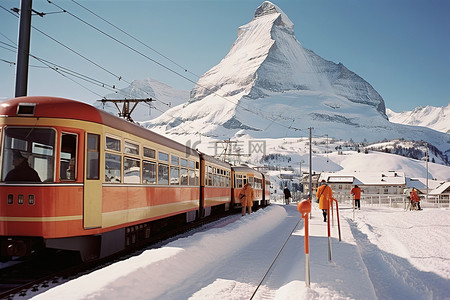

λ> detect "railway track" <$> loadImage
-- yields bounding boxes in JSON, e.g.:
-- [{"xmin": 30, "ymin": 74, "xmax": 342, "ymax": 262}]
[{"xmin": 0, "ymin": 209, "xmax": 246, "ymax": 299}]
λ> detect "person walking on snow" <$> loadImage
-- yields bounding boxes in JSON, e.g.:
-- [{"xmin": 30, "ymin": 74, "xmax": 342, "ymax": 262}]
[
  {"xmin": 283, "ymin": 185, "xmax": 291, "ymax": 205},
  {"xmin": 410, "ymin": 188, "xmax": 422, "ymax": 210},
  {"xmin": 316, "ymin": 179, "xmax": 333, "ymax": 222},
  {"xmin": 239, "ymin": 183, "xmax": 254, "ymax": 216},
  {"xmin": 351, "ymin": 185, "xmax": 361, "ymax": 210}
]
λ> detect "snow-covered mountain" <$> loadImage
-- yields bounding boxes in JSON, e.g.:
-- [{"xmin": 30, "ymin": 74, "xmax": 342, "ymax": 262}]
[
  {"xmin": 387, "ymin": 104, "xmax": 450, "ymax": 134},
  {"xmin": 144, "ymin": 1, "xmax": 449, "ymax": 154},
  {"xmin": 97, "ymin": 78, "xmax": 189, "ymax": 122}
]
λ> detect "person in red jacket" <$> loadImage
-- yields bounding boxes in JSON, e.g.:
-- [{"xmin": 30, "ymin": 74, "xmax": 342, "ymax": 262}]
[
  {"xmin": 239, "ymin": 183, "xmax": 254, "ymax": 216},
  {"xmin": 410, "ymin": 188, "xmax": 422, "ymax": 210},
  {"xmin": 351, "ymin": 185, "xmax": 361, "ymax": 210},
  {"xmin": 316, "ymin": 180, "xmax": 333, "ymax": 222}
]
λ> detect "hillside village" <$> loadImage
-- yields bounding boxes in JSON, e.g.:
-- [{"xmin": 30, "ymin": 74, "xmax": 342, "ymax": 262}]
[{"xmin": 232, "ymin": 137, "xmax": 450, "ymax": 207}]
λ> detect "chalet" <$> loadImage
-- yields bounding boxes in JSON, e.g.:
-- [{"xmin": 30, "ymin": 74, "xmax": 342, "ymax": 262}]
[
  {"xmin": 429, "ymin": 182, "xmax": 450, "ymax": 202},
  {"xmin": 301, "ymin": 173, "xmax": 320, "ymax": 196},
  {"xmin": 316, "ymin": 171, "xmax": 406, "ymax": 197}
]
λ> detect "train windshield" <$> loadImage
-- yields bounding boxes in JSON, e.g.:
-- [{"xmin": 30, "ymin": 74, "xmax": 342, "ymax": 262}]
[{"xmin": 1, "ymin": 127, "xmax": 55, "ymax": 182}]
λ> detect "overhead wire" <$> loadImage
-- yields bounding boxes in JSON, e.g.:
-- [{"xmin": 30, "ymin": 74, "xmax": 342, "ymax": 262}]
[
  {"xmin": 1, "ymin": 4, "xmax": 171, "ymax": 107},
  {"xmin": 48, "ymin": 0, "xmax": 302, "ymax": 132},
  {"xmin": 3, "ymin": 2, "xmax": 303, "ymax": 134},
  {"xmin": 1, "ymin": 23, "xmax": 201, "ymax": 136},
  {"xmin": 68, "ymin": 0, "xmax": 201, "ymax": 79}
]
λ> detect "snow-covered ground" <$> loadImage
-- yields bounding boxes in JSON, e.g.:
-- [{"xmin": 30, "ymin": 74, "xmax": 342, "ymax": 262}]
[{"xmin": 27, "ymin": 200, "xmax": 450, "ymax": 300}]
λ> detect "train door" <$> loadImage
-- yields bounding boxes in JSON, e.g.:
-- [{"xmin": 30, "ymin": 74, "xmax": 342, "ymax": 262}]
[{"xmin": 83, "ymin": 133, "xmax": 102, "ymax": 229}]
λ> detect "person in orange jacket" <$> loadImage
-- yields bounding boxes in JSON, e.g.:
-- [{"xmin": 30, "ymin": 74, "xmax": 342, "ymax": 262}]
[
  {"xmin": 239, "ymin": 183, "xmax": 254, "ymax": 216},
  {"xmin": 351, "ymin": 185, "xmax": 361, "ymax": 210},
  {"xmin": 316, "ymin": 179, "xmax": 333, "ymax": 222},
  {"xmin": 410, "ymin": 188, "xmax": 422, "ymax": 210}
]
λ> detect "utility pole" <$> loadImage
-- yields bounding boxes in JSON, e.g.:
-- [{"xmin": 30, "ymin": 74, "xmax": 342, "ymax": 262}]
[
  {"xmin": 98, "ymin": 98, "xmax": 154, "ymax": 122},
  {"xmin": 15, "ymin": 0, "xmax": 33, "ymax": 97},
  {"xmin": 426, "ymin": 144, "xmax": 429, "ymax": 201},
  {"xmin": 309, "ymin": 127, "xmax": 313, "ymax": 200},
  {"xmin": 298, "ymin": 159, "xmax": 304, "ymax": 196}
]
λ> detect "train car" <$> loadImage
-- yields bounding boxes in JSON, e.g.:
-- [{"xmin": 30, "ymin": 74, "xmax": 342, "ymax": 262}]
[
  {"xmin": 199, "ymin": 153, "xmax": 232, "ymax": 217},
  {"xmin": 0, "ymin": 96, "xmax": 202, "ymax": 261},
  {"xmin": 231, "ymin": 165, "xmax": 264, "ymax": 208},
  {"xmin": 262, "ymin": 174, "xmax": 271, "ymax": 206}
]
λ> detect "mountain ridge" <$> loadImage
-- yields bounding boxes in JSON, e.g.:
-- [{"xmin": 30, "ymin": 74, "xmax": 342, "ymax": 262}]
[
  {"xmin": 104, "ymin": 2, "xmax": 448, "ymax": 155},
  {"xmin": 387, "ymin": 104, "xmax": 450, "ymax": 134}
]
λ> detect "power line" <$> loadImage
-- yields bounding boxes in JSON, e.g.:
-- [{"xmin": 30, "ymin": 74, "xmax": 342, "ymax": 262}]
[
  {"xmin": 5, "ymin": 2, "xmax": 304, "ymax": 134},
  {"xmin": 2, "ymin": 5, "xmax": 171, "ymax": 108},
  {"xmin": 48, "ymin": 1, "xmax": 302, "ymax": 132},
  {"xmin": 69, "ymin": 0, "xmax": 201, "ymax": 79}
]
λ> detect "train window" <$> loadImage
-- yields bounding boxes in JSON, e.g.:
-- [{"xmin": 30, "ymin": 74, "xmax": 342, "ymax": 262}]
[
  {"xmin": 106, "ymin": 136, "xmax": 121, "ymax": 152},
  {"xmin": 171, "ymin": 155, "xmax": 179, "ymax": 166},
  {"xmin": 158, "ymin": 152, "xmax": 169, "ymax": 162},
  {"xmin": 158, "ymin": 163, "xmax": 169, "ymax": 185},
  {"xmin": 2, "ymin": 127, "xmax": 55, "ymax": 182},
  {"xmin": 235, "ymin": 174, "xmax": 242, "ymax": 188},
  {"xmin": 180, "ymin": 158, "xmax": 187, "ymax": 167},
  {"xmin": 170, "ymin": 166, "xmax": 179, "ymax": 185},
  {"xmin": 60, "ymin": 133, "xmax": 77, "ymax": 181},
  {"xmin": 189, "ymin": 160, "xmax": 195, "ymax": 169},
  {"xmin": 105, "ymin": 153, "xmax": 121, "ymax": 183},
  {"xmin": 124, "ymin": 141, "xmax": 139, "ymax": 156},
  {"xmin": 124, "ymin": 157, "xmax": 140, "ymax": 184},
  {"xmin": 214, "ymin": 174, "xmax": 220, "ymax": 187},
  {"xmin": 180, "ymin": 168, "xmax": 188, "ymax": 185},
  {"xmin": 143, "ymin": 161, "xmax": 156, "ymax": 184},
  {"xmin": 207, "ymin": 166, "xmax": 213, "ymax": 186},
  {"xmin": 143, "ymin": 147, "xmax": 156, "ymax": 159},
  {"xmin": 188, "ymin": 169, "xmax": 196, "ymax": 185},
  {"xmin": 87, "ymin": 134, "xmax": 99, "ymax": 180}
]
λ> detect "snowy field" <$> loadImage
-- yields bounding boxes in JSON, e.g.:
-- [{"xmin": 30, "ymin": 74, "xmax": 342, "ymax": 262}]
[{"xmin": 26, "ymin": 201, "xmax": 450, "ymax": 300}]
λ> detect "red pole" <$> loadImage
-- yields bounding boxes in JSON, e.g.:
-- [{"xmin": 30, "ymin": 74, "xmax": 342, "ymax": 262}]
[
  {"xmin": 297, "ymin": 200, "xmax": 311, "ymax": 287},
  {"xmin": 327, "ymin": 204, "xmax": 331, "ymax": 261},
  {"xmin": 333, "ymin": 198, "xmax": 341, "ymax": 241},
  {"xmin": 330, "ymin": 199, "xmax": 334, "ymax": 226}
]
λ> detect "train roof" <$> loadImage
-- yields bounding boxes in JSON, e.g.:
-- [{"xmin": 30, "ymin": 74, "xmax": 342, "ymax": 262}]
[
  {"xmin": 0, "ymin": 96, "xmax": 198, "ymax": 157},
  {"xmin": 200, "ymin": 152, "xmax": 232, "ymax": 169},
  {"xmin": 232, "ymin": 165, "xmax": 263, "ymax": 176}
]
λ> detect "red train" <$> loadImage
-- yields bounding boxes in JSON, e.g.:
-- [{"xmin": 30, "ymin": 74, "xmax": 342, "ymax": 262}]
[{"xmin": 0, "ymin": 96, "xmax": 270, "ymax": 261}]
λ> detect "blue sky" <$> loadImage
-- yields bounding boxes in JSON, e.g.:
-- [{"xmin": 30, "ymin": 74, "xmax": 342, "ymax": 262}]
[{"xmin": 0, "ymin": 0, "xmax": 448, "ymax": 112}]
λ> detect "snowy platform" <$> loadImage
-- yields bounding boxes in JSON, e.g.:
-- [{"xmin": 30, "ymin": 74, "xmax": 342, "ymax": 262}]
[{"xmin": 28, "ymin": 203, "xmax": 450, "ymax": 300}]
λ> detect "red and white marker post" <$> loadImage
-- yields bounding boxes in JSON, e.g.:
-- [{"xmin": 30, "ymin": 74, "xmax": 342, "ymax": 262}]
[{"xmin": 297, "ymin": 199, "xmax": 312, "ymax": 287}]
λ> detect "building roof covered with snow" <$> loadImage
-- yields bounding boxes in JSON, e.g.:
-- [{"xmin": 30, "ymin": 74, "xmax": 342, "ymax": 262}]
[
  {"xmin": 320, "ymin": 171, "xmax": 406, "ymax": 186},
  {"xmin": 429, "ymin": 182, "xmax": 450, "ymax": 196}
]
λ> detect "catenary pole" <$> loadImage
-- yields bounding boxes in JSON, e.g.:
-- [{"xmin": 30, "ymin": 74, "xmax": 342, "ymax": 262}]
[
  {"xmin": 15, "ymin": 0, "xmax": 32, "ymax": 97},
  {"xmin": 309, "ymin": 127, "xmax": 313, "ymax": 218}
]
